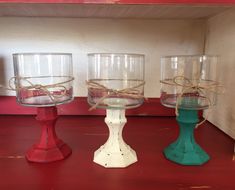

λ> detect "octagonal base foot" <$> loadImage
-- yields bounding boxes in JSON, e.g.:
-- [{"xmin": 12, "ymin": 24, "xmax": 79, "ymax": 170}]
[
  {"xmin": 26, "ymin": 140, "xmax": 72, "ymax": 163},
  {"xmin": 94, "ymin": 144, "xmax": 137, "ymax": 168},
  {"xmin": 164, "ymin": 142, "xmax": 209, "ymax": 165}
]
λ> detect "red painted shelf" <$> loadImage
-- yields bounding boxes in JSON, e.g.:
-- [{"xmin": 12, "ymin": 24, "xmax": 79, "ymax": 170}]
[{"xmin": 0, "ymin": 115, "xmax": 234, "ymax": 189}]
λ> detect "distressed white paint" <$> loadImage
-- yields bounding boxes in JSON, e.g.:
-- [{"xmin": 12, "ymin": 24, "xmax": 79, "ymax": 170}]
[
  {"xmin": 205, "ymin": 8, "xmax": 235, "ymax": 140},
  {"xmin": 93, "ymin": 109, "xmax": 137, "ymax": 168},
  {"xmin": 0, "ymin": 17, "xmax": 205, "ymax": 97}
]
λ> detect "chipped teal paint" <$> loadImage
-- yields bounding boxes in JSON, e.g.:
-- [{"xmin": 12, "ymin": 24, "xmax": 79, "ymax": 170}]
[{"xmin": 164, "ymin": 109, "xmax": 210, "ymax": 165}]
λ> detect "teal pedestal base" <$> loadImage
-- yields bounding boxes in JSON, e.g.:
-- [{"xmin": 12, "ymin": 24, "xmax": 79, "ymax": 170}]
[{"xmin": 164, "ymin": 109, "xmax": 210, "ymax": 165}]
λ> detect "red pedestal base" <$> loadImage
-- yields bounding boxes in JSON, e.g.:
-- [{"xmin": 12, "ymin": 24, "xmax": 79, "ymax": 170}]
[{"xmin": 26, "ymin": 106, "xmax": 72, "ymax": 163}]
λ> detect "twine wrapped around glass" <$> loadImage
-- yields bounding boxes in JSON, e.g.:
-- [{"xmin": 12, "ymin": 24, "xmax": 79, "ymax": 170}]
[
  {"xmin": 13, "ymin": 53, "xmax": 73, "ymax": 106},
  {"xmin": 160, "ymin": 55, "xmax": 219, "ymax": 165},
  {"xmin": 87, "ymin": 53, "xmax": 145, "ymax": 168},
  {"xmin": 161, "ymin": 55, "xmax": 218, "ymax": 111},
  {"xmin": 13, "ymin": 53, "xmax": 74, "ymax": 163}
]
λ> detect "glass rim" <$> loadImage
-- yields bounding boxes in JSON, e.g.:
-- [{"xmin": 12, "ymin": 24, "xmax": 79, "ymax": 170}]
[
  {"xmin": 87, "ymin": 53, "xmax": 145, "ymax": 57},
  {"xmin": 161, "ymin": 54, "xmax": 218, "ymax": 59},
  {"xmin": 13, "ymin": 53, "xmax": 72, "ymax": 56}
]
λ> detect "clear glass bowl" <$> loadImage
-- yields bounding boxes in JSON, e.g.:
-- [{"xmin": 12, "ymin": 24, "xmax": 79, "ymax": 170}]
[
  {"xmin": 13, "ymin": 53, "xmax": 73, "ymax": 107},
  {"xmin": 160, "ymin": 55, "xmax": 218, "ymax": 110},
  {"xmin": 87, "ymin": 53, "xmax": 145, "ymax": 109}
]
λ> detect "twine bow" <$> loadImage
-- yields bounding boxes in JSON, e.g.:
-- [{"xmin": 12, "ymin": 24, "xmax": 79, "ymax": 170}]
[
  {"xmin": 160, "ymin": 76, "xmax": 224, "ymax": 127},
  {"xmin": 86, "ymin": 79, "xmax": 145, "ymax": 111},
  {"xmin": 6, "ymin": 76, "xmax": 74, "ymax": 105}
]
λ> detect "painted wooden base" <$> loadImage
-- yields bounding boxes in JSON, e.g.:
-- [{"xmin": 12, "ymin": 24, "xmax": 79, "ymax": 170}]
[
  {"xmin": 26, "ymin": 141, "xmax": 72, "ymax": 163},
  {"xmin": 93, "ymin": 109, "xmax": 137, "ymax": 168},
  {"xmin": 164, "ymin": 109, "xmax": 210, "ymax": 165},
  {"xmin": 26, "ymin": 106, "xmax": 72, "ymax": 163},
  {"xmin": 0, "ymin": 115, "xmax": 234, "ymax": 189}
]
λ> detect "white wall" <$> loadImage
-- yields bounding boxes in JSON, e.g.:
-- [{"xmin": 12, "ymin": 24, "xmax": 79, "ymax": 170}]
[
  {"xmin": 205, "ymin": 8, "xmax": 235, "ymax": 139},
  {"xmin": 0, "ymin": 17, "xmax": 205, "ymax": 97}
]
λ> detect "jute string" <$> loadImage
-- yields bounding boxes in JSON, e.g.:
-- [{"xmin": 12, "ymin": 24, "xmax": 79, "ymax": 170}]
[
  {"xmin": 86, "ymin": 79, "xmax": 145, "ymax": 111},
  {"xmin": 0, "ymin": 76, "xmax": 74, "ymax": 105},
  {"xmin": 160, "ymin": 76, "xmax": 224, "ymax": 127}
]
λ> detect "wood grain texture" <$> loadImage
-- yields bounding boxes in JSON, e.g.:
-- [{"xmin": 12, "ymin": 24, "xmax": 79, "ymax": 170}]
[
  {"xmin": 0, "ymin": 0, "xmax": 235, "ymax": 4},
  {"xmin": 0, "ymin": 115, "xmax": 234, "ymax": 189}
]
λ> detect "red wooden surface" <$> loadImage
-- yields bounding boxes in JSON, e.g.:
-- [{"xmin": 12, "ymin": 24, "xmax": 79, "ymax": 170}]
[
  {"xmin": 0, "ymin": 96, "xmax": 174, "ymax": 116},
  {"xmin": 0, "ymin": 115, "xmax": 234, "ymax": 189},
  {"xmin": 0, "ymin": 0, "xmax": 235, "ymax": 4}
]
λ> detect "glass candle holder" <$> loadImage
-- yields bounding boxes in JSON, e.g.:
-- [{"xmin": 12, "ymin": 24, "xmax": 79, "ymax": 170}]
[
  {"xmin": 13, "ymin": 53, "xmax": 73, "ymax": 163},
  {"xmin": 160, "ymin": 55, "xmax": 218, "ymax": 165},
  {"xmin": 87, "ymin": 53, "xmax": 145, "ymax": 168}
]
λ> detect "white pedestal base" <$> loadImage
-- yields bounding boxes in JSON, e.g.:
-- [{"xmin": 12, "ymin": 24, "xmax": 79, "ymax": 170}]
[{"xmin": 93, "ymin": 109, "xmax": 138, "ymax": 168}]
